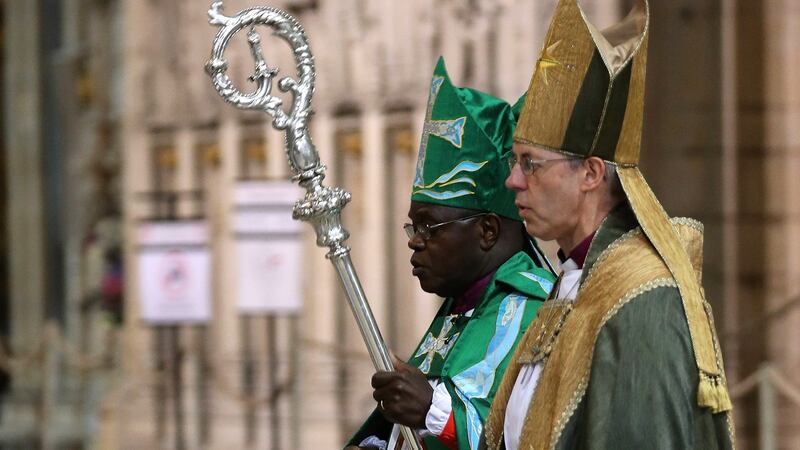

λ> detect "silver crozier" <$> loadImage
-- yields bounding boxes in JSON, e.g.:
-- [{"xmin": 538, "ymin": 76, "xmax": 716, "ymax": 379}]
[{"xmin": 205, "ymin": 2, "xmax": 423, "ymax": 449}]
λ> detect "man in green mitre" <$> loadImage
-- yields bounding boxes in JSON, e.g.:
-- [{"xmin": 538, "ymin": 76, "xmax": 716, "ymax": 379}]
[{"xmin": 344, "ymin": 58, "xmax": 556, "ymax": 450}]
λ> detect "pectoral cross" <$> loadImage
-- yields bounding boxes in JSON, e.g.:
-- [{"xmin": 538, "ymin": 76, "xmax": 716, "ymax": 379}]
[
  {"xmin": 413, "ymin": 77, "xmax": 467, "ymax": 187},
  {"xmin": 414, "ymin": 315, "xmax": 460, "ymax": 374}
]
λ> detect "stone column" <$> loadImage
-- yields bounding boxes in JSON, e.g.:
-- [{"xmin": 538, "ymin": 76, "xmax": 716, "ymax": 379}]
[
  {"xmin": 497, "ymin": 0, "xmax": 532, "ymax": 101},
  {"xmin": 4, "ymin": 0, "xmax": 45, "ymax": 372},
  {"xmin": 728, "ymin": 1, "xmax": 768, "ymax": 445},
  {"xmin": 472, "ymin": 13, "xmax": 492, "ymax": 92},
  {"xmin": 112, "ymin": 0, "xmax": 157, "ymax": 446},
  {"xmin": 360, "ymin": 108, "xmax": 389, "ymax": 334},
  {"xmin": 441, "ymin": 3, "xmax": 464, "ymax": 81},
  {"xmin": 720, "ymin": 0, "xmax": 741, "ymax": 388},
  {"xmin": 216, "ymin": 116, "xmax": 240, "ymax": 360},
  {"xmin": 763, "ymin": 0, "xmax": 800, "ymax": 446},
  {"xmin": 0, "ymin": 0, "xmax": 45, "ymax": 445},
  {"xmin": 386, "ymin": 121, "xmax": 414, "ymax": 353},
  {"xmin": 175, "ymin": 127, "xmax": 195, "ymax": 217}
]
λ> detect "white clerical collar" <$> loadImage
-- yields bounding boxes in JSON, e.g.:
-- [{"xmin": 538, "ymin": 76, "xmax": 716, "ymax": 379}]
[{"xmin": 558, "ymin": 257, "xmax": 580, "ymax": 273}]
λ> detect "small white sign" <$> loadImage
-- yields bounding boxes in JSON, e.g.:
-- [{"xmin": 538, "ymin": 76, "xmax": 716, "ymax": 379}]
[
  {"xmin": 233, "ymin": 180, "xmax": 304, "ymax": 315},
  {"xmin": 235, "ymin": 238, "xmax": 303, "ymax": 314},
  {"xmin": 137, "ymin": 221, "xmax": 211, "ymax": 324}
]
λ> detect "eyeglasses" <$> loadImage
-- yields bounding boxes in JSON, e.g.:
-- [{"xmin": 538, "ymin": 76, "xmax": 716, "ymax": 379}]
[
  {"xmin": 403, "ymin": 212, "xmax": 488, "ymax": 240},
  {"xmin": 506, "ymin": 154, "xmax": 582, "ymax": 176}
]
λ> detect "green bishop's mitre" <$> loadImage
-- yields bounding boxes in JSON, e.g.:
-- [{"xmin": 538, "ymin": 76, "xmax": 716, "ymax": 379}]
[{"xmin": 411, "ymin": 57, "xmax": 521, "ymax": 220}]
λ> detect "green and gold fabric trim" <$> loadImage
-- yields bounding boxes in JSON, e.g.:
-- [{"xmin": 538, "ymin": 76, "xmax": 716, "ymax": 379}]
[
  {"xmin": 483, "ymin": 219, "xmax": 732, "ymax": 450},
  {"xmin": 619, "ymin": 167, "xmax": 732, "ymax": 413}
]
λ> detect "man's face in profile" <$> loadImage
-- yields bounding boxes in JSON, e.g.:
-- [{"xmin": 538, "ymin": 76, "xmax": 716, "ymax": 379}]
[
  {"xmin": 505, "ymin": 143, "xmax": 583, "ymax": 242},
  {"xmin": 406, "ymin": 202, "xmax": 485, "ymax": 298}
]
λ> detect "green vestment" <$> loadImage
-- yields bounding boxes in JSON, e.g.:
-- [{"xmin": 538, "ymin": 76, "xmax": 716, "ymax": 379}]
[
  {"xmin": 347, "ymin": 251, "xmax": 554, "ymax": 450},
  {"xmin": 483, "ymin": 206, "xmax": 735, "ymax": 450}
]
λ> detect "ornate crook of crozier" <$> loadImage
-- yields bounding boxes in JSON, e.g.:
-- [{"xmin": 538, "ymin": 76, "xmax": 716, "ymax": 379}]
[
  {"xmin": 205, "ymin": 0, "xmax": 348, "ymax": 255},
  {"xmin": 205, "ymin": 3, "xmax": 423, "ymax": 449},
  {"xmin": 205, "ymin": 0, "xmax": 318, "ymax": 176}
]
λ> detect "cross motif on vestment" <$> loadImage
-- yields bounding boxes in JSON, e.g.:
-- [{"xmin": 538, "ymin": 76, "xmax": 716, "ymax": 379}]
[{"xmin": 414, "ymin": 315, "xmax": 460, "ymax": 374}]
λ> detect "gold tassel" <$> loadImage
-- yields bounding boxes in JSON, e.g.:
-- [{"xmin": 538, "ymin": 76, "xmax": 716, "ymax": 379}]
[
  {"xmin": 697, "ymin": 372, "xmax": 716, "ymax": 409},
  {"xmin": 697, "ymin": 372, "xmax": 733, "ymax": 413},
  {"xmin": 713, "ymin": 378, "xmax": 733, "ymax": 413}
]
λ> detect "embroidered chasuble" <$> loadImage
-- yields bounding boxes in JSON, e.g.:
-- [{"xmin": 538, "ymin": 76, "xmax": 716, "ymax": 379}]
[
  {"xmin": 347, "ymin": 251, "xmax": 554, "ymax": 450},
  {"xmin": 482, "ymin": 206, "xmax": 735, "ymax": 450}
]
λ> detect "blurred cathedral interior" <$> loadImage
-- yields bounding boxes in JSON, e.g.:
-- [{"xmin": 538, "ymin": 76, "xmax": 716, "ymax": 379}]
[{"xmin": 1, "ymin": 0, "xmax": 799, "ymax": 448}]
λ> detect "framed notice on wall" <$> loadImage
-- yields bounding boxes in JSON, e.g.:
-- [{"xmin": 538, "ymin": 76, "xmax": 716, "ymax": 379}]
[
  {"xmin": 136, "ymin": 220, "xmax": 211, "ymax": 324},
  {"xmin": 233, "ymin": 180, "xmax": 304, "ymax": 315}
]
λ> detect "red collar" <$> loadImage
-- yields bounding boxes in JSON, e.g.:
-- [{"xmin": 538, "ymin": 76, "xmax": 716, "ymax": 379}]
[
  {"xmin": 451, "ymin": 270, "xmax": 495, "ymax": 314},
  {"xmin": 557, "ymin": 232, "xmax": 595, "ymax": 269}
]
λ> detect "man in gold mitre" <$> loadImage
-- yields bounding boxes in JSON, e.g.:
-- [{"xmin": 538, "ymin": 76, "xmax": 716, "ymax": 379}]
[{"xmin": 481, "ymin": 1, "xmax": 735, "ymax": 449}]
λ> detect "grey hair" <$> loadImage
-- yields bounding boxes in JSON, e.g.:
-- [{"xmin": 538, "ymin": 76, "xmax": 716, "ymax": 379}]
[
  {"xmin": 568, "ymin": 158, "xmax": 626, "ymax": 204},
  {"xmin": 603, "ymin": 162, "xmax": 626, "ymax": 204}
]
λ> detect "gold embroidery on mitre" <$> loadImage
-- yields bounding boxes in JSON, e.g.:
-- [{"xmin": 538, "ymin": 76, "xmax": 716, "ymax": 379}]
[
  {"xmin": 514, "ymin": 0, "xmax": 650, "ymax": 164},
  {"xmin": 514, "ymin": 0, "xmax": 596, "ymax": 152},
  {"xmin": 535, "ymin": 39, "xmax": 565, "ymax": 86}
]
